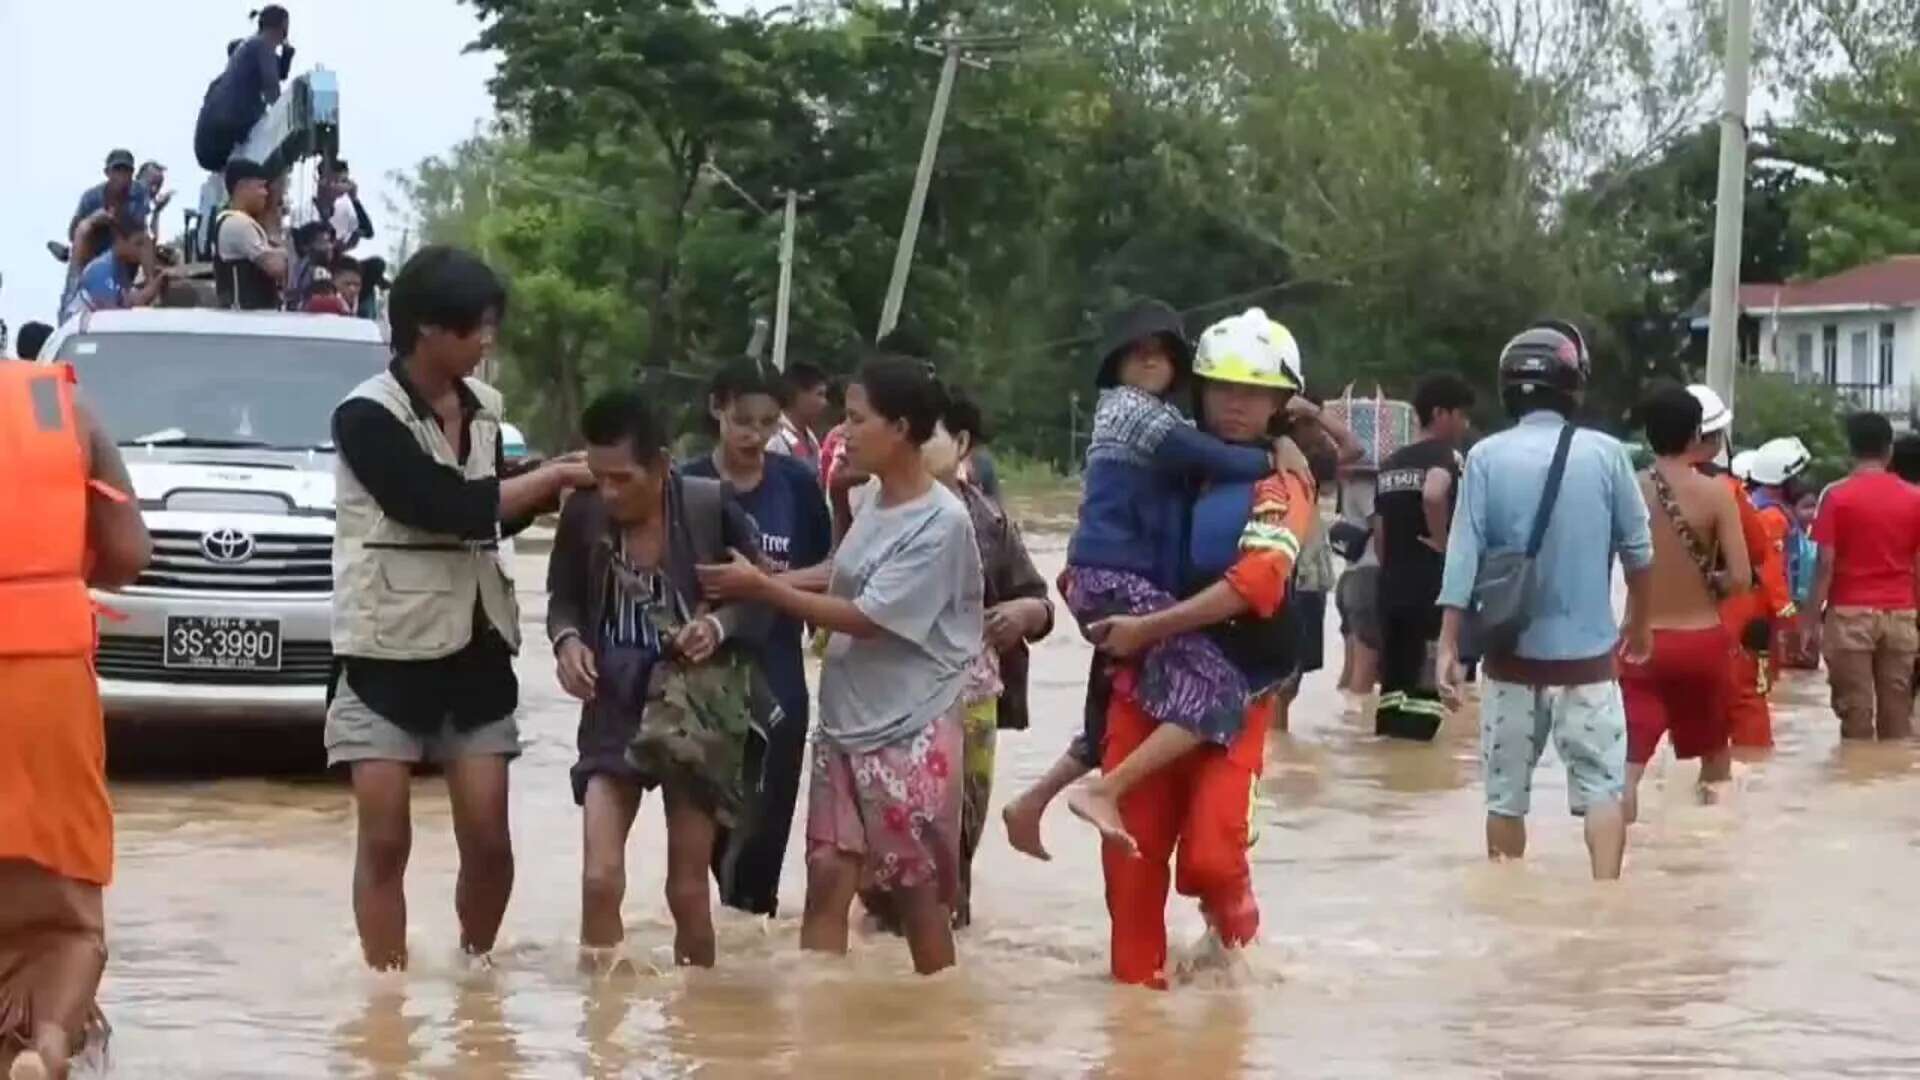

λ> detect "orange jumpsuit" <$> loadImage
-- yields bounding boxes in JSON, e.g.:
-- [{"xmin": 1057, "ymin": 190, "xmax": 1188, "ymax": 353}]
[
  {"xmin": 0, "ymin": 364, "xmax": 115, "ymax": 1066},
  {"xmin": 1103, "ymin": 470, "xmax": 1314, "ymax": 988},
  {"xmin": 1715, "ymin": 476, "xmax": 1792, "ymax": 749}
]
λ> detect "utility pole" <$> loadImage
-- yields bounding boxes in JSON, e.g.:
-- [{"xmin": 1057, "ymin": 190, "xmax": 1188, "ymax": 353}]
[
  {"xmin": 1703, "ymin": 0, "xmax": 1754, "ymax": 409},
  {"xmin": 876, "ymin": 28, "xmax": 1015, "ymax": 341},
  {"xmin": 772, "ymin": 189, "xmax": 798, "ymax": 372}
]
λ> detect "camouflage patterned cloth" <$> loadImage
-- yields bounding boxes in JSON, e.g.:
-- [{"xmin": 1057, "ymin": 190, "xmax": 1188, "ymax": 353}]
[{"xmin": 623, "ymin": 602, "xmax": 785, "ymax": 831}]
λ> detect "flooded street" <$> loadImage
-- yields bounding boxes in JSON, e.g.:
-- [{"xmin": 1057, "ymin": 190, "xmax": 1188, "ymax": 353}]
[{"xmin": 96, "ymin": 528, "xmax": 1920, "ymax": 1078}]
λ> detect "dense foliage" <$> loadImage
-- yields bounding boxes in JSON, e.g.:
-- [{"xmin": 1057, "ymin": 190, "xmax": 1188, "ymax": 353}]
[{"xmin": 396, "ymin": 0, "xmax": 1920, "ymax": 467}]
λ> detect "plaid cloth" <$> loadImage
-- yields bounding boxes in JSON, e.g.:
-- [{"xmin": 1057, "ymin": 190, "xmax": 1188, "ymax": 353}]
[
  {"xmin": 1325, "ymin": 390, "xmax": 1415, "ymax": 470},
  {"xmin": 1085, "ymin": 386, "xmax": 1185, "ymax": 469}
]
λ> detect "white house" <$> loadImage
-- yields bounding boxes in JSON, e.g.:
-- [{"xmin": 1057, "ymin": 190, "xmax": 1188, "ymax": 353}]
[{"xmin": 1698, "ymin": 256, "xmax": 1920, "ymax": 420}]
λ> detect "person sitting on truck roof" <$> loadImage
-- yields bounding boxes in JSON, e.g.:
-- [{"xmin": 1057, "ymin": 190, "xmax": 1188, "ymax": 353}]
[
  {"xmin": 292, "ymin": 160, "xmax": 376, "ymax": 254},
  {"xmin": 290, "ymin": 220, "xmax": 338, "ymax": 308},
  {"xmin": 193, "ymin": 5, "xmax": 294, "ymax": 172},
  {"xmin": 61, "ymin": 217, "xmax": 172, "ymax": 324},
  {"xmin": 215, "ymin": 158, "xmax": 289, "ymax": 311},
  {"xmin": 332, "ymin": 257, "xmax": 366, "ymax": 317},
  {"xmin": 65, "ymin": 150, "xmax": 153, "ymax": 263},
  {"xmin": 302, "ymin": 268, "xmax": 352, "ymax": 316},
  {"xmin": 14, "ymin": 323, "xmax": 53, "ymax": 362}
]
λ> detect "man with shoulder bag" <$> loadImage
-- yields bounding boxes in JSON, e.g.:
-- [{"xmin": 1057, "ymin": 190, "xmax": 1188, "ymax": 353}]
[{"xmin": 1434, "ymin": 321, "xmax": 1654, "ymax": 880}]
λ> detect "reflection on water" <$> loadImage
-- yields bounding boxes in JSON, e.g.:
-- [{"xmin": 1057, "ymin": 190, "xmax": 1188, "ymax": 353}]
[{"xmin": 92, "ymin": 534, "xmax": 1920, "ymax": 1076}]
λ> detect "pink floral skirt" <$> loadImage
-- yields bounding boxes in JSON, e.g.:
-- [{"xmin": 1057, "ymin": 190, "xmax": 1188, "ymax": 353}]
[{"xmin": 806, "ymin": 700, "xmax": 964, "ymax": 902}]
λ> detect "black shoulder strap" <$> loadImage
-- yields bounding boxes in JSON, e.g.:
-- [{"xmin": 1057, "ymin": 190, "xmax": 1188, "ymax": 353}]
[
  {"xmin": 677, "ymin": 475, "xmax": 727, "ymax": 561},
  {"xmin": 1526, "ymin": 423, "xmax": 1577, "ymax": 558}
]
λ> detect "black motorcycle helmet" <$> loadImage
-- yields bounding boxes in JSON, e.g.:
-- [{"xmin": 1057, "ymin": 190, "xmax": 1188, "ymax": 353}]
[
  {"xmin": 1498, "ymin": 319, "xmax": 1589, "ymax": 414},
  {"xmin": 1094, "ymin": 299, "xmax": 1193, "ymax": 390}
]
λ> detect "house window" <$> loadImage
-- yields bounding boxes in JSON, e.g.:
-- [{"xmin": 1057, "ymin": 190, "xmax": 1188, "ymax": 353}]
[
  {"xmin": 1823, "ymin": 324, "xmax": 1839, "ymax": 383},
  {"xmin": 1851, "ymin": 330, "xmax": 1871, "ymax": 384},
  {"xmin": 1882, "ymin": 322, "xmax": 1897, "ymax": 387},
  {"xmin": 1797, "ymin": 332, "xmax": 1814, "ymax": 379}
]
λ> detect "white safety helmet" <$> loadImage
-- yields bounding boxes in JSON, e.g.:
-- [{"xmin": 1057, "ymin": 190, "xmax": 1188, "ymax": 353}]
[
  {"xmin": 1194, "ymin": 308, "xmax": 1304, "ymax": 392},
  {"xmin": 1729, "ymin": 449, "xmax": 1757, "ymax": 483},
  {"xmin": 1747, "ymin": 436, "xmax": 1811, "ymax": 487},
  {"xmin": 1687, "ymin": 384, "xmax": 1733, "ymax": 435}
]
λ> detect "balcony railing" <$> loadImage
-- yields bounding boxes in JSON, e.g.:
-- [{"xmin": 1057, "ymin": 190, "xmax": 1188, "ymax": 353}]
[{"xmin": 1774, "ymin": 371, "xmax": 1911, "ymax": 417}]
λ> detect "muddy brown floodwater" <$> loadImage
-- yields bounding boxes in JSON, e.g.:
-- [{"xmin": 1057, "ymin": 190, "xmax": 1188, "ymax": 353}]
[{"xmin": 92, "ymin": 527, "xmax": 1920, "ymax": 1078}]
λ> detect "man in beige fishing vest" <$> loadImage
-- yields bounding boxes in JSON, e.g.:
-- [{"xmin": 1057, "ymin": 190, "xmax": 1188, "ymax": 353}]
[{"xmin": 328, "ymin": 246, "xmax": 593, "ymax": 970}]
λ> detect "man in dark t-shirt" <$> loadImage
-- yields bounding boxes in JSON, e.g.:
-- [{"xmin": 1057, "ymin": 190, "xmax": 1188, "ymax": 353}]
[{"xmin": 1371, "ymin": 373, "xmax": 1475, "ymax": 740}]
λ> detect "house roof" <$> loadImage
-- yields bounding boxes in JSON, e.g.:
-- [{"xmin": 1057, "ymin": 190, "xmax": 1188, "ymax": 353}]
[{"xmin": 1737, "ymin": 256, "xmax": 1920, "ymax": 313}]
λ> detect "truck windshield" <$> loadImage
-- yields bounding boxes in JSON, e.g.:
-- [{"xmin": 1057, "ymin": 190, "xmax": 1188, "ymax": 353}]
[{"xmin": 54, "ymin": 332, "xmax": 389, "ymax": 450}]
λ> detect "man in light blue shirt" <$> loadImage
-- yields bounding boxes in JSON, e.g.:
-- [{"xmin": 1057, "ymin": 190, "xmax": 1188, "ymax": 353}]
[{"xmin": 1434, "ymin": 322, "xmax": 1653, "ymax": 880}]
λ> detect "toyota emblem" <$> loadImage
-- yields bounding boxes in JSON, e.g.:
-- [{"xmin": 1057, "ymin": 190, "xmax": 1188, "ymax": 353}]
[{"xmin": 201, "ymin": 528, "xmax": 257, "ymax": 565}]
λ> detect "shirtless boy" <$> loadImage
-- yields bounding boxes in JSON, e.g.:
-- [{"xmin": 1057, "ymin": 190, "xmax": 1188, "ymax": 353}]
[{"xmin": 1622, "ymin": 383, "xmax": 1750, "ymax": 822}]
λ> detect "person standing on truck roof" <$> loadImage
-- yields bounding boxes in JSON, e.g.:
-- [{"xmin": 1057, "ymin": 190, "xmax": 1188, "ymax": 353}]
[
  {"xmin": 0, "ymin": 360, "xmax": 152, "ymax": 1079},
  {"xmin": 214, "ymin": 159, "xmax": 288, "ymax": 311},
  {"xmin": 193, "ymin": 6, "xmax": 294, "ymax": 173},
  {"xmin": 326, "ymin": 246, "xmax": 596, "ymax": 971}
]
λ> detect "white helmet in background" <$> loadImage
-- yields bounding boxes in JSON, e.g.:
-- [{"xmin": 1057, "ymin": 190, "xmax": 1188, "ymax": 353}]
[
  {"xmin": 1194, "ymin": 308, "xmax": 1304, "ymax": 392},
  {"xmin": 1747, "ymin": 437, "xmax": 1811, "ymax": 487},
  {"xmin": 1687, "ymin": 384, "xmax": 1733, "ymax": 435},
  {"xmin": 1730, "ymin": 449, "xmax": 1757, "ymax": 482}
]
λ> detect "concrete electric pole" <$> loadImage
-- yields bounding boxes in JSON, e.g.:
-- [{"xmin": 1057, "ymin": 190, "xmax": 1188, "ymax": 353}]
[
  {"xmin": 1703, "ymin": 0, "xmax": 1755, "ymax": 410},
  {"xmin": 772, "ymin": 189, "xmax": 798, "ymax": 372},
  {"xmin": 875, "ymin": 28, "xmax": 1016, "ymax": 342}
]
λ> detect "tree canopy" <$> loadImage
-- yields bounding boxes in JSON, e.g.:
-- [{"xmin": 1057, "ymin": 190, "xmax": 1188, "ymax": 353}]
[{"xmin": 396, "ymin": 0, "xmax": 1920, "ymax": 463}]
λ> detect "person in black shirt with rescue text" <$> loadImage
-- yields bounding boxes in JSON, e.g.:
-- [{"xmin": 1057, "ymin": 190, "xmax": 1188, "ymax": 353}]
[
  {"xmin": 1371, "ymin": 373, "xmax": 1476, "ymax": 740},
  {"xmin": 327, "ymin": 247, "xmax": 594, "ymax": 970}
]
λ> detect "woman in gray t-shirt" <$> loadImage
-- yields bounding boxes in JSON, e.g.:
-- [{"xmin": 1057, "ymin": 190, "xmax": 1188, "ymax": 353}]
[{"xmin": 698, "ymin": 356, "xmax": 983, "ymax": 975}]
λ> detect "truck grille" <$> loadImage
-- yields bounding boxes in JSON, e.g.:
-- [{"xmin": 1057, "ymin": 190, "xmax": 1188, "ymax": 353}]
[
  {"xmin": 136, "ymin": 530, "xmax": 333, "ymax": 594},
  {"xmin": 96, "ymin": 637, "xmax": 335, "ymax": 685}
]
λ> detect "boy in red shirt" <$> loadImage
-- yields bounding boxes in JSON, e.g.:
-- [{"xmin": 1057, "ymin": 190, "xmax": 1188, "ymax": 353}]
[{"xmin": 1804, "ymin": 412, "xmax": 1920, "ymax": 739}]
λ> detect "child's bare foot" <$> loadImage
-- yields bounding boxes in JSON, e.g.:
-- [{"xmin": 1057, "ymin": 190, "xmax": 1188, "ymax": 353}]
[
  {"xmin": 1001, "ymin": 793, "xmax": 1053, "ymax": 861},
  {"xmin": 12, "ymin": 1024, "xmax": 69, "ymax": 1080},
  {"xmin": 1068, "ymin": 785, "xmax": 1138, "ymax": 857}
]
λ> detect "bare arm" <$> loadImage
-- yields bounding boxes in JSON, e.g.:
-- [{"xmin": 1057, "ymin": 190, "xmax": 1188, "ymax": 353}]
[
  {"xmin": 774, "ymin": 562, "xmax": 831, "ymax": 593},
  {"xmin": 1102, "ymin": 580, "xmax": 1252, "ymax": 650},
  {"xmin": 1805, "ymin": 547, "xmax": 1835, "ymax": 627},
  {"xmin": 128, "ymin": 253, "xmax": 171, "ymax": 308},
  {"xmin": 749, "ymin": 575, "xmax": 882, "ymax": 639},
  {"xmin": 78, "ymin": 399, "xmax": 151, "ymax": 588},
  {"xmin": 1420, "ymin": 466, "xmax": 1453, "ymax": 552}
]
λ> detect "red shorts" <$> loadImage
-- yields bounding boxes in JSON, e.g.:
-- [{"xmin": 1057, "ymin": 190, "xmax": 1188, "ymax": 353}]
[{"xmin": 1623, "ymin": 626, "xmax": 1733, "ymax": 764}]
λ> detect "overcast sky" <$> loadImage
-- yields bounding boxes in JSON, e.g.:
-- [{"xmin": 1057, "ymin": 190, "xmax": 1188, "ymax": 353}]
[
  {"xmin": 0, "ymin": 0, "xmax": 501, "ymax": 340},
  {"xmin": 0, "ymin": 0, "xmax": 778, "ymax": 345}
]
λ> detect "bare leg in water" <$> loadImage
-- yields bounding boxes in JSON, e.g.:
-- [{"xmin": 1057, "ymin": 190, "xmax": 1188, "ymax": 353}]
[
  {"xmin": 350, "ymin": 761, "xmax": 414, "ymax": 970},
  {"xmin": 579, "ymin": 776, "xmax": 643, "ymax": 961},
  {"xmin": 1001, "ymin": 753, "xmax": 1092, "ymax": 861},
  {"xmin": 1067, "ymin": 724, "xmax": 1202, "ymax": 856},
  {"xmin": 800, "ymin": 852, "xmax": 863, "ymax": 957},
  {"xmin": 662, "ymin": 787, "xmax": 718, "ymax": 967},
  {"xmin": 1486, "ymin": 804, "xmax": 1625, "ymax": 881},
  {"xmin": 445, "ymin": 754, "xmax": 515, "ymax": 960}
]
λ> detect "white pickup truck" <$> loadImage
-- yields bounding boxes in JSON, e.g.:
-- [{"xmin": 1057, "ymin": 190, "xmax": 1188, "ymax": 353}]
[{"xmin": 41, "ymin": 308, "xmax": 387, "ymax": 763}]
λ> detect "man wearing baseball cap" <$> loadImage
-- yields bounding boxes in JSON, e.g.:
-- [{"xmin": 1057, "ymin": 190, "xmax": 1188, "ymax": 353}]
[{"xmin": 56, "ymin": 150, "xmax": 156, "ymax": 314}]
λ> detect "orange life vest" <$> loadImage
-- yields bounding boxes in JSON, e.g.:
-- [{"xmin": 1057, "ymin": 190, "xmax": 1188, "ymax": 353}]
[{"xmin": 0, "ymin": 363, "xmax": 93, "ymax": 658}]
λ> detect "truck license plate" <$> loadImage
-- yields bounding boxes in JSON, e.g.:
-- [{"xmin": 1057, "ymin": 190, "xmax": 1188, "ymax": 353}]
[{"xmin": 163, "ymin": 616, "xmax": 282, "ymax": 672}]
